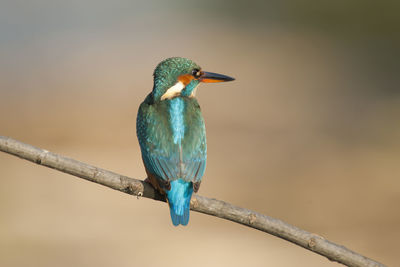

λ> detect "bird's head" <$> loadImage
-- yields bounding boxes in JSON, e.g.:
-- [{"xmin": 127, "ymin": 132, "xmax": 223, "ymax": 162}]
[{"xmin": 152, "ymin": 57, "xmax": 234, "ymax": 101}]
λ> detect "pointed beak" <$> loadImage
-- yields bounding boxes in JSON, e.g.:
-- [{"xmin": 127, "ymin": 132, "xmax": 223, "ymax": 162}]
[{"xmin": 199, "ymin": 71, "xmax": 235, "ymax": 83}]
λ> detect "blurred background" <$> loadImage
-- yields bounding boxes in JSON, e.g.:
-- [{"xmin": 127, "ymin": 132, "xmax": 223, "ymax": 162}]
[{"xmin": 1, "ymin": 1, "xmax": 399, "ymax": 266}]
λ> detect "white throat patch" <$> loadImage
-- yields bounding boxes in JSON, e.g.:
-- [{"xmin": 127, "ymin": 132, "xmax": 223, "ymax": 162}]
[{"xmin": 161, "ymin": 81, "xmax": 185, "ymax": 100}]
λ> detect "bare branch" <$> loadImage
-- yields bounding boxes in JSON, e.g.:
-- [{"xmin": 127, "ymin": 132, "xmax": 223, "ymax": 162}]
[{"xmin": 0, "ymin": 136, "xmax": 385, "ymax": 267}]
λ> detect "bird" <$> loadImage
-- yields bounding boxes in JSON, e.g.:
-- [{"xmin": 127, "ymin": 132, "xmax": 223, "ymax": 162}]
[{"xmin": 136, "ymin": 57, "xmax": 234, "ymax": 226}]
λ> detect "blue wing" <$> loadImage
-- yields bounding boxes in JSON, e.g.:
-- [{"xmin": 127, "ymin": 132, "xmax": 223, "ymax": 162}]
[{"xmin": 136, "ymin": 95, "xmax": 206, "ymax": 186}]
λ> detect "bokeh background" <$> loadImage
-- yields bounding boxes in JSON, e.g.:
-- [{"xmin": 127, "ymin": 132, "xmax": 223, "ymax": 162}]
[{"xmin": 1, "ymin": 1, "xmax": 399, "ymax": 266}]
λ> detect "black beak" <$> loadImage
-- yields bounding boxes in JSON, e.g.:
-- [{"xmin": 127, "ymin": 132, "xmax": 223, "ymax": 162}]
[{"xmin": 200, "ymin": 71, "xmax": 235, "ymax": 83}]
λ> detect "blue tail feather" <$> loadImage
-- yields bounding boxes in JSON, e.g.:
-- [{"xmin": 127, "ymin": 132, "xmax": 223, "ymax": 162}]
[
  {"xmin": 169, "ymin": 204, "xmax": 190, "ymax": 226},
  {"xmin": 166, "ymin": 179, "xmax": 193, "ymax": 226}
]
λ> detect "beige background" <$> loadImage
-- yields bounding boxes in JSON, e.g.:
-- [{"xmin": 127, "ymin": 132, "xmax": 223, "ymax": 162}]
[{"xmin": 1, "ymin": 1, "xmax": 399, "ymax": 266}]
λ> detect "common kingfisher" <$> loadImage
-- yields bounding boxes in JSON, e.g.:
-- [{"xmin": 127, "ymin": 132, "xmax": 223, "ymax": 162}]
[{"xmin": 136, "ymin": 57, "xmax": 234, "ymax": 226}]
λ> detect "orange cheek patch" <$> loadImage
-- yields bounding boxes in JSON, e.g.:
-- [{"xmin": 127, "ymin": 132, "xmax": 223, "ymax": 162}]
[{"xmin": 178, "ymin": 74, "xmax": 195, "ymax": 86}]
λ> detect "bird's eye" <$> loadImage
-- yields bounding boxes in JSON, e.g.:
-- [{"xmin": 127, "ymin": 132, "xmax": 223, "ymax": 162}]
[{"xmin": 192, "ymin": 69, "xmax": 201, "ymax": 78}]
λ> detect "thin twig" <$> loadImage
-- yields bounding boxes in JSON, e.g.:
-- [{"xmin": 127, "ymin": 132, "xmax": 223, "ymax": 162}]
[{"xmin": 0, "ymin": 136, "xmax": 385, "ymax": 267}]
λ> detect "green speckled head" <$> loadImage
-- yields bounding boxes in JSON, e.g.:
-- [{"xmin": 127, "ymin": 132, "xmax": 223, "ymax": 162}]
[{"xmin": 152, "ymin": 57, "xmax": 201, "ymax": 100}]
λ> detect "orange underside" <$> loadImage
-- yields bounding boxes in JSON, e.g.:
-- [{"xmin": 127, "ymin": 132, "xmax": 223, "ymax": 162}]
[{"xmin": 144, "ymin": 167, "xmax": 166, "ymax": 195}]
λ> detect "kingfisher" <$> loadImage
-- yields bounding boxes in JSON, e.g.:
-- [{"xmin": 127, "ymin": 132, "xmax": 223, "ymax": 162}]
[{"xmin": 136, "ymin": 57, "xmax": 234, "ymax": 226}]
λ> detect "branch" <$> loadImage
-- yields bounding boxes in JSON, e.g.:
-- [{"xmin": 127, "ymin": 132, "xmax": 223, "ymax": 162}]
[{"xmin": 0, "ymin": 136, "xmax": 385, "ymax": 267}]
